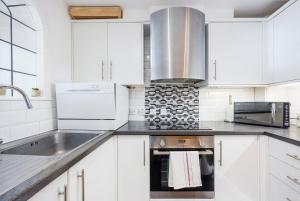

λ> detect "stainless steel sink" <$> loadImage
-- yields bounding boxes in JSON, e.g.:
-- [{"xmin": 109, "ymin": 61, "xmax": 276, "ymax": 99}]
[{"xmin": 0, "ymin": 132, "xmax": 99, "ymax": 156}]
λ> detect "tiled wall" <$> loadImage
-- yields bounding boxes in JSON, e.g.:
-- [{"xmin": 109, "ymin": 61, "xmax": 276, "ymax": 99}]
[
  {"xmin": 129, "ymin": 86, "xmax": 255, "ymax": 121},
  {"xmin": 145, "ymin": 85, "xmax": 200, "ymax": 125},
  {"xmin": 265, "ymin": 84, "xmax": 300, "ymax": 124},
  {"xmin": 0, "ymin": 99, "xmax": 57, "ymax": 143}
]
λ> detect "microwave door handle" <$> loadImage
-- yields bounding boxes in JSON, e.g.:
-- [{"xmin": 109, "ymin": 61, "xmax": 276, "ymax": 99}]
[{"xmin": 271, "ymin": 103, "xmax": 276, "ymax": 124}]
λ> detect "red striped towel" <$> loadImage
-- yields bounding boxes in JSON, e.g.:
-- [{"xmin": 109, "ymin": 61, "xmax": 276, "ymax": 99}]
[{"xmin": 168, "ymin": 151, "xmax": 202, "ymax": 190}]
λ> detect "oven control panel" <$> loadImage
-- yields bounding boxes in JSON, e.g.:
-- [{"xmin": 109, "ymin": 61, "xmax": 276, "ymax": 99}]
[{"xmin": 151, "ymin": 136, "xmax": 214, "ymax": 149}]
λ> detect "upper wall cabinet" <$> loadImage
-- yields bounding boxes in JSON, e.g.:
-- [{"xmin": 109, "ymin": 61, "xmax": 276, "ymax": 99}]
[
  {"xmin": 262, "ymin": 19, "xmax": 275, "ymax": 84},
  {"xmin": 273, "ymin": 0, "xmax": 300, "ymax": 83},
  {"xmin": 107, "ymin": 23, "xmax": 144, "ymax": 85},
  {"xmin": 209, "ymin": 22, "xmax": 263, "ymax": 86},
  {"xmin": 73, "ymin": 23, "xmax": 108, "ymax": 82},
  {"xmin": 72, "ymin": 22, "xmax": 144, "ymax": 85}
]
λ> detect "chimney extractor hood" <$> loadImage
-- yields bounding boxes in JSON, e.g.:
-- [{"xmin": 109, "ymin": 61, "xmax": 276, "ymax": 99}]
[{"xmin": 150, "ymin": 7, "xmax": 206, "ymax": 84}]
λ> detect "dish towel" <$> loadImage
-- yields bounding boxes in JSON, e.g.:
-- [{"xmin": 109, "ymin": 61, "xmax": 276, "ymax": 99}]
[{"xmin": 168, "ymin": 151, "xmax": 202, "ymax": 190}]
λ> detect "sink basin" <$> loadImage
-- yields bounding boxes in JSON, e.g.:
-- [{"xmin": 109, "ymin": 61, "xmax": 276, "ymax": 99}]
[{"xmin": 0, "ymin": 132, "xmax": 99, "ymax": 156}]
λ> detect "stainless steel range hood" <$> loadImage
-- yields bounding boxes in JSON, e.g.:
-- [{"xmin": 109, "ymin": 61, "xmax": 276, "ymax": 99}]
[{"xmin": 150, "ymin": 7, "xmax": 206, "ymax": 84}]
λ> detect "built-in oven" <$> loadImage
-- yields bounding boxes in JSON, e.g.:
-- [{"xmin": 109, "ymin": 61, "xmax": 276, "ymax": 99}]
[{"xmin": 150, "ymin": 136, "xmax": 214, "ymax": 199}]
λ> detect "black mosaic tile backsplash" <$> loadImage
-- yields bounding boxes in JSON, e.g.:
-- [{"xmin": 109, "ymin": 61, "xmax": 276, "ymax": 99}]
[{"xmin": 145, "ymin": 84, "xmax": 200, "ymax": 127}]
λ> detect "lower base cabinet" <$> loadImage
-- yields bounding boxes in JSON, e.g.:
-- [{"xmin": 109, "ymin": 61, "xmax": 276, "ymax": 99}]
[
  {"xmin": 29, "ymin": 137, "xmax": 116, "ymax": 201},
  {"xmin": 28, "ymin": 173, "xmax": 68, "ymax": 201},
  {"xmin": 68, "ymin": 137, "xmax": 116, "ymax": 201},
  {"xmin": 269, "ymin": 175, "xmax": 300, "ymax": 201},
  {"xmin": 117, "ymin": 135, "xmax": 150, "ymax": 201},
  {"xmin": 214, "ymin": 135, "xmax": 260, "ymax": 201}
]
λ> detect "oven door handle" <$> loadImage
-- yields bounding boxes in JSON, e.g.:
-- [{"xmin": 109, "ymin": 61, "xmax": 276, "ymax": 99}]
[{"xmin": 153, "ymin": 150, "xmax": 213, "ymax": 156}]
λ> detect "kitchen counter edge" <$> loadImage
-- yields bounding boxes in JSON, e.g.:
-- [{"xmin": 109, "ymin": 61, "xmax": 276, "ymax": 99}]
[{"xmin": 0, "ymin": 130, "xmax": 114, "ymax": 201}]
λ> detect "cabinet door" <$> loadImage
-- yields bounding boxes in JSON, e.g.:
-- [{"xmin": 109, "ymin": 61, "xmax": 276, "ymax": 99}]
[
  {"xmin": 108, "ymin": 23, "xmax": 143, "ymax": 85},
  {"xmin": 273, "ymin": 0, "xmax": 300, "ymax": 83},
  {"xmin": 29, "ymin": 172, "xmax": 68, "ymax": 201},
  {"xmin": 117, "ymin": 135, "xmax": 149, "ymax": 201},
  {"xmin": 262, "ymin": 19, "xmax": 275, "ymax": 84},
  {"xmin": 214, "ymin": 135, "xmax": 259, "ymax": 201},
  {"xmin": 209, "ymin": 22, "xmax": 263, "ymax": 85},
  {"xmin": 68, "ymin": 137, "xmax": 116, "ymax": 201},
  {"xmin": 72, "ymin": 23, "xmax": 108, "ymax": 82}
]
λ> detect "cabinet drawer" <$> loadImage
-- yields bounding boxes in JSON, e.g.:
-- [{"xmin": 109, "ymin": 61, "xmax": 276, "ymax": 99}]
[
  {"xmin": 270, "ymin": 156, "xmax": 300, "ymax": 193},
  {"xmin": 269, "ymin": 175, "xmax": 300, "ymax": 201},
  {"xmin": 269, "ymin": 138, "xmax": 300, "ymax": 169}
]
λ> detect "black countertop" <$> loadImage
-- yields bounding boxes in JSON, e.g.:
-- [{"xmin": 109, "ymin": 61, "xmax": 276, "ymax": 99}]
[
  {"xmin": 116, "ymin": 121, "xmax": 300, "ymax": 146},
  {"xmin": 1, "ymin": 121, "xmax": 300, "ymax": 201},
  {"xmin": 0, "ymin": 130, "xmax": 114, "ymax": 201}
]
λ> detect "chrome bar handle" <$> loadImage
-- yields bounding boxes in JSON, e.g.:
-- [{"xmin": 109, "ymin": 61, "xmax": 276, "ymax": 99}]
[
  {"xmin": 58, "ymin": 185, "xmax": 67, "ymax": 201},
  {"xmin": 271, "ymin": 103, "xmax": 276, "ymax": 124},
  {"xmin": 143, "ymin": 140, "xmax": 146, "ymax": 166},
  {"xmin": 101, "ymin": 60, "xmax": 104, "ymax": 80},
  {"xmin": 286, "ymin": 175, "xmax": 300, "ymax": 186},
  {"xmin": 219, "ymin": 140, "xmax": 223, "ymax": 166},
  {"xmin": 109, "ymin": 61, "xmax": 112, "ymax": 80},
  {"xmin": 77, "ymin": 169, "xmax": 85, "ymax": 201},
  {"xmin": 213, "ymin": 60, "xmax": 217, "ymax": 80},
  {"xmin": 153, "ymin": 150, "xmax": 214, "ymax": 156},
  {"xmin": 64, "ymin": 185, "xmax": 67, "ymax": 201},
  {"xmin": 286, "ymin": 153, "xmax": 300, "ymax": 161}
]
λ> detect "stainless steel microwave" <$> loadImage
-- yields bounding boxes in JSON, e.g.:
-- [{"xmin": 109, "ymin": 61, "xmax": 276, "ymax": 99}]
[{"xmin": 234, "ymin": 102, "xmax": 290, "ymax": 128}]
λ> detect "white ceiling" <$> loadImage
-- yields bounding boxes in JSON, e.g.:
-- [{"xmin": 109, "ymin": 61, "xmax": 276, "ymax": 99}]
[{"xmin": 63, "ymin": 0, "xmax": 288, "ymax": 17}]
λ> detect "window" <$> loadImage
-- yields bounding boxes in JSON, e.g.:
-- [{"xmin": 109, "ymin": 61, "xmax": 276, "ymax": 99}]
[{"xmin": 0, "ymin": 0, "xmax": 40, "ymax": 96}]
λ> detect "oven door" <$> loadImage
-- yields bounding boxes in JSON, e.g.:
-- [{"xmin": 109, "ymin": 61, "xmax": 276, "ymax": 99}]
[{"xmin": 150, "ymin": 148, "xmax": 214, "ymax": 199}]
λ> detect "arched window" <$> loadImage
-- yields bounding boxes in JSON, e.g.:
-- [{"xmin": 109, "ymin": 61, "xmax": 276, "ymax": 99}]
[{"xmin": 0, "ymin": 0, "xmax": 41, "ymax": 96}]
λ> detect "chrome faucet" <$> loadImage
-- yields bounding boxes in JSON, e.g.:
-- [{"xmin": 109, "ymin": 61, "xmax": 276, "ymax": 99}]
[{"xmin": 0, "ymin": 85, "xmax": 33, "ymax": 109}]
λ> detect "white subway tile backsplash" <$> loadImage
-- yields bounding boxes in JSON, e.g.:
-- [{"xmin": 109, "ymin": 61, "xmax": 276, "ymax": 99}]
[
  {"xmin": 10, "ymin": 122, "xmax": 40, "ymax": 141},
  {"xmin": 0, "ymin": 127, "xmax": 11, "ymax": 143},
  {"xmin": 39, "ymin": 119, "xmax": 56, "ymax": 133},
  {"xmin": 0, "ymin": 110, "xmax": 27, "ymax": 127},
  {"xmin": 0, "ymin": 101, "xmax": 11, "ymax": 112},
  {"xmin": 129, "ymin": 86, "xmax": 255, "ymax": 121},
  {"xmin": 0, "ymin": 99, "xmax": 57, "ymax": 143},
  {"xmin": 266, "ymin": 84, "xmax": 300, "ymax": 124}
]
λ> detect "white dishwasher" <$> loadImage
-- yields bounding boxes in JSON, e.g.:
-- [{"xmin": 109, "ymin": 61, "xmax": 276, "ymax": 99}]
[{"xmin": 56, "ymin": 82, "xmax": 128, "ymax": 130}]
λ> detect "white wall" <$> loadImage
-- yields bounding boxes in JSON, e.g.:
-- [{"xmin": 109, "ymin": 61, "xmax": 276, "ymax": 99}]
[
  {"xmin": 0, "ymin": 0, "xmax": 72, "ymax": 143},
  {"xmin": 32, "ymin": 0, "xmax": 72, "ymax": 97},
  {"xmin": 129, "ymin": 86, "xmax": 255, "ymax": 121},
  {"xmin": 0, "ymin": 99, "xmax": 56, "ymax": 143},
  {"xmin": 265, "ymin": 84, "xmax": 300, "ymax": 124}
]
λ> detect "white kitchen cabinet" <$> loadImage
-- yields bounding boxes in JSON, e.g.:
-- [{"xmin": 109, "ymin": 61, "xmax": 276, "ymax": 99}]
[
  {"xmin": 72, "ymin": 23, "xmax": 108, "ymax": 82},
  {"xmin": 214, "ymin": 135, "xmax": 259, "ymax": 201},
  {"xmin": 29, "ymin": 172, "xmax": 68, "ymax": 201},
  {"xmin": 262, "ymin": 19, "xmax": 275, "ymax": 84},
  {"xmin": 209, "ymin": 22, "xmax": 263, "ymax": 85},
  {"xmin": 117, "ymin": 135, "xmax": 150, "ymax": 201},
  {"xmin": 269, "ymin": 175, "xmax": 300, "ymax": 201},
  {"xmin": 68, "ymin": 137, "xmax": 116, "ymax": 201},
  {"xmin": 268, "ymin": 137, "xmax": 300, "ymax": 198},
  {"xmin": 72, "ymin": 22, "xmax": 144, "ymax": 85},
  {"xmin": 273, "ymin": 0, "xmax": 300, "ymax": 83},
  {"xmin": 108, "ymin": 23, "xmax": 144, "ymax": 85}
]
